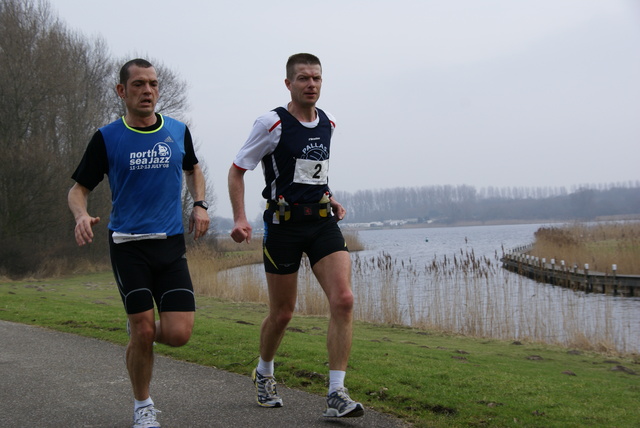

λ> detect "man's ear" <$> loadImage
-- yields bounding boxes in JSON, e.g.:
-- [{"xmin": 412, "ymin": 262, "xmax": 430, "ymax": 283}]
[{"xmin": 116, "ymin": 83, "xmax": 125, "ymax": 98}]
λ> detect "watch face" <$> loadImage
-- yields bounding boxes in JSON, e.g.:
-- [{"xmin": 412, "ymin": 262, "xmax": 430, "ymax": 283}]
[{"xmin": 196, "ymin": 201, "xmax": 208, "ymax": 210}]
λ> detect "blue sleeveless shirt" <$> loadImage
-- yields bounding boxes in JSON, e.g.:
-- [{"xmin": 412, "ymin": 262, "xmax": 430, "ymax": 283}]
[{"xmin": 100, "ymin": 115, "xmax": 186, "ymax": 235}]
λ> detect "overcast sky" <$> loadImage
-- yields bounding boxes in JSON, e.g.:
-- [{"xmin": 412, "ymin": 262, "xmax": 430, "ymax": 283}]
[{"xmin": 50, "ymin": 0, "xmax": 640, "ymax": 220}]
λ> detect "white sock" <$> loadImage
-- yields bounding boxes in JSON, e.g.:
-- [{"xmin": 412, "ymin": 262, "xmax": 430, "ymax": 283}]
[
  {"xmin": 134, "ymin": 397, "xmax": 153, "ymax": 411},
  {"xmin": 257, "ymin": 358, "xmax": 274, "ymax": 377},
  {"xmin": 329, "ymin": 370, "xmax": 346, "ymax": 394}
]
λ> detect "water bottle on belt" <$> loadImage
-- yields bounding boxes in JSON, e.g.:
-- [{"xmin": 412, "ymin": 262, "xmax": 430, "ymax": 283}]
[
  {"xmin": 277, "ymin": 195, "xmax": 290, "ymax": 221},
  {"xmin": 319, "ymin": 192, "xmax": 330, "ymax": 217}
]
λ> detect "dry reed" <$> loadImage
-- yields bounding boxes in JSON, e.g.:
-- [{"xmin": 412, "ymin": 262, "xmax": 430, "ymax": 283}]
[
  {"xmin": 190, "ymin": 230, "xmax": 363, "ymax": 305},
  {"xmin": 528, "ymin": 221, "xmax": 640, "ymax": 274},
  {"xmin": 346, "ymin": 249, "xmax": 633, "ymax": 353},
  {"xmin": 188, "ymin": 228, "xmax": 637, "ymax": 354}
]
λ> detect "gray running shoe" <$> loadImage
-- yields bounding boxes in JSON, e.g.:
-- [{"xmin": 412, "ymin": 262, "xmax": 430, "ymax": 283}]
[
  {"xmin": 252, "ymin": 368, "xmax": 283, "ymax": 407},
  {"xmin": 323, "ymin": 387, "xmax": 364, "ymax": 418},
  {"xmin": 133, "ymin": 404, "xmax": 161, "ymax": 428}
]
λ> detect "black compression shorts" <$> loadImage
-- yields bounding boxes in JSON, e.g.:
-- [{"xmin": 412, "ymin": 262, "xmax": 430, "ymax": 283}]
[
  {"xmin": 262, "ymin": 217, "xmax": 349, "ymax": 275},
  {"xmin": 109, "ymin": 231, "xmax": 195, "ymax": 314}
]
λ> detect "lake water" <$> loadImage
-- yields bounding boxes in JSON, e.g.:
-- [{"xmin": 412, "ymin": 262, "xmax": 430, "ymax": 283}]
[
  {"xmin": 353, "ymin": 223, "xmax": 542, "ymax": 262},
  {"xmin": 349, "ymin": 223, "xmax": 640, "ymax": 353},
  {"xmin": 222, "ymin": 223, "xmax": 639, "ymax": 353}
]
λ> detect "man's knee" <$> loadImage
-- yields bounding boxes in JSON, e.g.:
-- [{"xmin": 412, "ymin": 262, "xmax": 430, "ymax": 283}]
[
  {"xmin": 129, "ymin": 312, "xmax": 156, "ymax": 343},
  {"xmin": 331, "ymin": 289, "xmax": 354, "ymax": 314},
  {"xmin": 162, "ymin": 324, "xmax": 193, "ymax": 347},
  {"xmin": 158, "ymin": 312, "xmax": 194, "ymax": 347},
  {"xmin": 166, "ymin": 331, "xmax": 191, "ymax": 347},
  {"xmin": 271, "ymin": 309, "xmax": 294, "ymax": 329}
]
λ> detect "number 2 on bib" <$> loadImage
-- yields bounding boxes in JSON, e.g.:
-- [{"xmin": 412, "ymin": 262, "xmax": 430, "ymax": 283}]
[{"xmin": 293, "ymin": 159, "xmax": 329, "ymax": 185}]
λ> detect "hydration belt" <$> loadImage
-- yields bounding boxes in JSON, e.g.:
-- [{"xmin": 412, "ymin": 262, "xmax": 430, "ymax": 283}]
[{"xmin": 266, "ymin": 200, "xmax": 332, "ymax": 223}]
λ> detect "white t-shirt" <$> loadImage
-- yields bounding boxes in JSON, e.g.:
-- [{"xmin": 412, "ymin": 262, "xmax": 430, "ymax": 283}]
[{"xmin": 233, "ymin": 105, "xmax": 336, "ymax": 171}]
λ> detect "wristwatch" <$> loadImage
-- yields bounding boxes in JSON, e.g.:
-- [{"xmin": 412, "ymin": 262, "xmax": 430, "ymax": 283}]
[{"xmin": 193, "ymin": 200, "xmax": 209, "ymax": 210}]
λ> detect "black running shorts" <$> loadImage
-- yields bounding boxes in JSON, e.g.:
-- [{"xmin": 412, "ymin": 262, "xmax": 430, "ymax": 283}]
[
  {"xmin": 262, "ymin": 217, "xmax": 349, "ymax": 275},
  {"xmin": 109, "ymin": 231, "xmax": 196, "ymax": 314}
]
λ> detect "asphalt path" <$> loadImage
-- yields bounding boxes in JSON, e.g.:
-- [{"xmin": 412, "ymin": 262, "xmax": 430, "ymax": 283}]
[{"xmin": 0, "ymin": 320, "xmax": 408, "ymax": 428}]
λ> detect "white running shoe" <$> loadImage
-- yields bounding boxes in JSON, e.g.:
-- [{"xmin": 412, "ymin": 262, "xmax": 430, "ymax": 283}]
[
  {"xmin": 133, "ymin": 404, "xmax": 161, "ymax": 428},
  {"xmin": 323, "ymin": 387, "xmax": 364, "ymax": 418},
  {"xmin": 252, "ymin": 368, "xmax": 283, "ymax": 407}
]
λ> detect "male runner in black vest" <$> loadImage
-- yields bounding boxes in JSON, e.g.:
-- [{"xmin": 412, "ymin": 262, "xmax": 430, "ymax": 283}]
[{"xmin": 228, "ymin": 53, "xmax": 363, "ymax": 418}]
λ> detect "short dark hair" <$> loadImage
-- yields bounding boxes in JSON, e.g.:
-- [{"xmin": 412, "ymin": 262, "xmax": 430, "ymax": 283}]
[
  {"xmin": 286, "ymin": 53, "xmax": 321, "ymax": 80},
  {"xmin": 119, "ymin": 58, "xmax": 154, "ymax": 85}
]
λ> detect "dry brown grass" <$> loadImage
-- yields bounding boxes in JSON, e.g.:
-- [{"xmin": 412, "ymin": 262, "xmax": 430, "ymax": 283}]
[
  {"xmin": 189, "ymin": 230, "xmax": 363, "ymax": 306},
  {"xmin": 528, "ymin": 221, "xmax": 640, "ymax": 274},
  {"xmin": 348, "ymin": 249, "xmax": 636, "ymax": 354},
  {"xmin": 187, "ymin": 228, "xmax": 637, "ymax": 354},
  {"xmin": 211, "ymin": 228, "xmax": 364, "ymax": 254}
]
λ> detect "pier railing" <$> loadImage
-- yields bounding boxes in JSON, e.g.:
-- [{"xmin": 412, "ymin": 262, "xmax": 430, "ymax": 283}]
[{"xmin": 501, "ymin": 246, "xmax": 639, "ymax": 297}]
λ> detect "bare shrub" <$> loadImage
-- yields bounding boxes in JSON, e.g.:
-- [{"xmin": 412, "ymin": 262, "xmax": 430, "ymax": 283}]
[{"xmin": 0, "ymin": 0, "xmax": 212, "ymax": 278}]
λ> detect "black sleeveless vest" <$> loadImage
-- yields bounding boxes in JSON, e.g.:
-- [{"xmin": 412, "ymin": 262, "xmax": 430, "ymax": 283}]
[{"xmin": 261, "ymin": 107, "xmax": 332, "ymax": 203}]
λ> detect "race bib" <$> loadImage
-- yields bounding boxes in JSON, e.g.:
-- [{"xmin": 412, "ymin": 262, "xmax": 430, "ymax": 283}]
[{"xmin": 293, "ymin": 159, "xmax": 329, "ymax": 185}]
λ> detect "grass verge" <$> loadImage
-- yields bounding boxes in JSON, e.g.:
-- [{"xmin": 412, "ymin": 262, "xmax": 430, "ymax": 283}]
[{"xmin": 1, "ymin": 272, "xmax": 639, "ymax": 427}]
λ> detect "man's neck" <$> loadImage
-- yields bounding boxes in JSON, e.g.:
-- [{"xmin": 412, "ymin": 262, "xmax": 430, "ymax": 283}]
[
  {"xmin": 124, "ymin": 112, "xmax": 157, "ymax": 128},
  {"xmin": 287, "ymin": 102, "xmax": 316, "ymax": 123}
]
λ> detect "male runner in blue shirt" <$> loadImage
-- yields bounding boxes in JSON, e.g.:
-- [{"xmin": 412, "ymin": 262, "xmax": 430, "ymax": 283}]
[{"xmin": 68, "ymin": 59, "xmax": 210, "ymax": 428}]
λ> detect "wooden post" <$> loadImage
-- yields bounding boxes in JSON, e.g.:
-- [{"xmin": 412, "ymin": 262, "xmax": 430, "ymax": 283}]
[
  {"xmin": 612, "ymin": 264, "xmax": 618, "ymax": 295},
  {"xmin": 584, "ymin": 263, "xmax": 591, "ymax": 292}
]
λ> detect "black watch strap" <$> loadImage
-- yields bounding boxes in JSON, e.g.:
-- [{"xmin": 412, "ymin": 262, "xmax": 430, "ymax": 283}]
[{"xmin": 193, "ymin": 200, "xmax": 209, "ymax": 210}]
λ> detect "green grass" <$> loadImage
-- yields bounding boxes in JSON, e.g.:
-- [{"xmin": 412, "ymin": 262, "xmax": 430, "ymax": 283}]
[{"xmin": 2, "ymin": 272, "xmax": 639, "ymax": 427}]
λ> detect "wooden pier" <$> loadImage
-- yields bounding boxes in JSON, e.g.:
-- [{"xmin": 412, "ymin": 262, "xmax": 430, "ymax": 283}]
[{"xmin": 501, "ymin": 249, "xmax": 640, "ymax": 297}]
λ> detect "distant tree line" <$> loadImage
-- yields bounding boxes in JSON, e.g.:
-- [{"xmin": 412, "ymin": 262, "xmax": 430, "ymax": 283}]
[
  {"xmin": 0, "ymin": 0, "xmax": 211, "ymax": 277},
  {"xmin": 333, "ymin": 182, "xmax": 640, "ymax": 225},
  {"xmin": 2, "ymin": 0, "xmax": 636, "ymax": 277}
]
